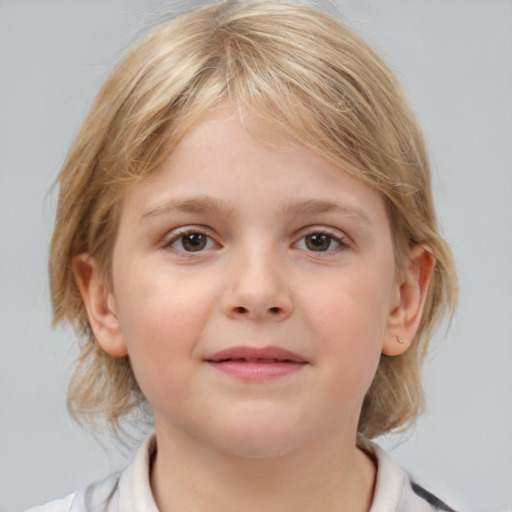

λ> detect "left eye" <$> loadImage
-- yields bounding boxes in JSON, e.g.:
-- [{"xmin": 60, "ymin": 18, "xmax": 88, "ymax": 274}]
[
  {"xmin": 169, "ymin": 232, "xmax": 216, "ymax": 252},
  {"xmin": 296, "ymin": 232, "xmax": 343, "ymax": 252}
]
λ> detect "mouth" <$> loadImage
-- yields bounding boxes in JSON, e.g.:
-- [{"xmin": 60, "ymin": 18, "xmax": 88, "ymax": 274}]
[{"xmin": 204, "ymin": 346, "xmax": 309, "ymax": 381}]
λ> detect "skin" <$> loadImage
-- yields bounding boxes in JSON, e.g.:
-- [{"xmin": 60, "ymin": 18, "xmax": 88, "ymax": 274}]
[{"xmin": 75, "ymin": 106, "xmax": 433, "ymax": 512}]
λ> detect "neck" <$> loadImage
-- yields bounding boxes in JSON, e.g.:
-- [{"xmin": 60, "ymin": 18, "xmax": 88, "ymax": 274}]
[{"xmin": 150, "ymin": 426, "xmax": 376, "ymax": 512}]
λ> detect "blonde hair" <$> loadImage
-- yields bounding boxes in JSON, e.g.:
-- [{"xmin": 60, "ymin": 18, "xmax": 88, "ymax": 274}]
[{"xmin": 49, "ymin": 0, "xmax": 457, "ymax": 438}]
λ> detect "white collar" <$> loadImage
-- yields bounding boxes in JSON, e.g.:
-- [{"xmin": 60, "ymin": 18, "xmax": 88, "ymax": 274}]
[{"xmin": 116, "ymin": 433, "xmax": 409, "ymax": 512}]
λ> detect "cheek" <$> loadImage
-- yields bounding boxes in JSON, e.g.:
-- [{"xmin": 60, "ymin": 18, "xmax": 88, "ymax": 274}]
[
  {"xmin": 113, "ymin": 266, "xmax": 220, "ymax": 396},
  {"xmin": 301, "ymin": 268, "xmax": 394, "ymax": 392},
  {"xmin": 308, "ymin": 268, "xmax": 393, "ymax": 341},
  {"xmin": 115, "ymin": 254, "xmax": 217, "ymax": 340}
]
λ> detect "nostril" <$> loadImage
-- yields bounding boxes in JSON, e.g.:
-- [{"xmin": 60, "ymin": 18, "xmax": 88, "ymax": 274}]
[
  {"xmin": 268, "ymin": 306, "xmax": 281, "ymax": 314},
  {"xmin": 235, "ymin": 306, "xmax": 248, "ymax": 314}
]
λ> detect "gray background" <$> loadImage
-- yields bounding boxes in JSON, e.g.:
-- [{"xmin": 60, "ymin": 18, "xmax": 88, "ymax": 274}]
[{"xmin": 1, "ymin": 1, "xmax": 511, "ymax": 511}]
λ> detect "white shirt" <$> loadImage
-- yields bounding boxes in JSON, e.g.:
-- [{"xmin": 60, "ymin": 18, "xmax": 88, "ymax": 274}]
[{"xmin": 26, "ymin": 434, "xmax": 456, "ymax": 512}]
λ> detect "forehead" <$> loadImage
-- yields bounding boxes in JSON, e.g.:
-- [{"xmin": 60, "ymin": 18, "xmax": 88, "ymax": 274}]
[{"xmin": 118, "ymin": 105, "xmax": 389, "ymax": 232}]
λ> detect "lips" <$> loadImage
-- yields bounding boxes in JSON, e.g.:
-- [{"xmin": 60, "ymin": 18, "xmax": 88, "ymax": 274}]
[{"xmin": 204, "ymin": 346, "xmax": 308, "ymax": 381}]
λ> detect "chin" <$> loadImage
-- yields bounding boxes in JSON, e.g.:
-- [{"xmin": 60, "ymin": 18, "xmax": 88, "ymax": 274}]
[
  {"xmin": 203, "ymin": 408, "xmax": 312, "ymax": 459},
  {"xmin": 214, "ymin": 430, "xmax": 303, "ymax": 459}
]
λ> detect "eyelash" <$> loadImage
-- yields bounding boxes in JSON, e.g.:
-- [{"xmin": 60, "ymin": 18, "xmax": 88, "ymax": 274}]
[
  {"xmin": 161, "ymin": 227, "xmax": 350, "ymax": 255},
  {"xmin": 293, "ymin": 228, "xmax": 349, "ymax": 254},
  {"xmin": 162, "ymin": 228, "xmax": 219, "ymax": 254}
]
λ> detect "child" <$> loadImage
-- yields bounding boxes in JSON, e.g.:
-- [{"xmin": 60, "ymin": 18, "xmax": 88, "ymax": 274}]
[{"xmin": 30, "ymin": 1, "xmax": 459, "ymax": 510}]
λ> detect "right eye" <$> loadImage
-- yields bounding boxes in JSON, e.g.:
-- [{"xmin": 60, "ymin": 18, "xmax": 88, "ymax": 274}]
[{"xmin": 165, "ymin": 231, "xmax": 217, "ymax": 253}]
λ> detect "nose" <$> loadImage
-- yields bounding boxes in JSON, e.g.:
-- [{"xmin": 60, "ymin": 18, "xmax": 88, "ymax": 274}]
[{"xmin": 221, "ymin": 248, "xmax": 293, "ymax": 322}]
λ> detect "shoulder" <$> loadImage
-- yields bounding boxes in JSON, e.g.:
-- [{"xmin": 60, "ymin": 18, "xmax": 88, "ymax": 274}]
[
  {"xmin": 25, "ymin": 434, "xmax": 157, "ymax": 512},
  {"xmin": 24, "ymin": 471, "xmax": 121, "ymax": 512},
  {"xmin": 25, "ymin": 493, "xmax": 75, "ymax": 512},
  {"xmin": 367, "ymin": 441, "xmax": 458, "ymax": 512},
  {"xmin": 406, "ymin": 480, "xmax": 457, "ymax": 511}
]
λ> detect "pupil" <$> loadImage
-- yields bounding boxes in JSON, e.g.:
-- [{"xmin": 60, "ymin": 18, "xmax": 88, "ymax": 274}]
[
  {"xmin": 183, "ymin": 233, "xmax": 206, "ymax": 251},
  {"xmin": 306, "ymin": 233, "xmax": 330, "ymax": 251}
]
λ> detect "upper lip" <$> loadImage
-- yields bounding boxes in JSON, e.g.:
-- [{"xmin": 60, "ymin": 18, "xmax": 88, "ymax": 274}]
[{"xmin": 204, "ymin": 345, "xmax": 308, "ymax": 363}]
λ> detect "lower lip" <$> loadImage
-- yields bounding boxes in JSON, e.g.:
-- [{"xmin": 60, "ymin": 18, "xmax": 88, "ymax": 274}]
[{"xmin": 206, "ymin": 361, "xmax": 307, "ymax": 381}]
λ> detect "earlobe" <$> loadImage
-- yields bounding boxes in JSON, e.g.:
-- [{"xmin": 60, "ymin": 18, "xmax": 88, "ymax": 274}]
[
  {"xmin": 382, "ymin": 245, "xmax": 435, "ymax": 356},
  {"xmin": 72, "ymin": 254, "xmax": 128, "ymax": 357}
]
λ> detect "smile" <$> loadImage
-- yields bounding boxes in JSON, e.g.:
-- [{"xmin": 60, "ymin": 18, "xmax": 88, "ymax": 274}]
[{"xmin": 204, "ymin": 346, "xmax": 309, "ymax": 381}]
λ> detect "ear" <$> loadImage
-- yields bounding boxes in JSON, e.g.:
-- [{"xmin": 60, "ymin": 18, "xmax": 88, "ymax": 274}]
[
  {"xmin": 72, "ymin": 254, "xmax": 128, "ymax": 357},
  {"xmin": 382, "ymin": 245, "xmax": 435, "ymax": 356}
]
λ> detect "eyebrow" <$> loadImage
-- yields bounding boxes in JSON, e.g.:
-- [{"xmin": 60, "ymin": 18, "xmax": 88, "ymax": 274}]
[
  {"xmin": 140, "ymin": 196, "xmax": 371, "ymax": 225},
  {"xmin": 140, "ymin": 196, "xmax": 235, "ymax": 223},
  {"xmin": 281, "ymin": 199, "xmax": 372, "ymax": 225}
]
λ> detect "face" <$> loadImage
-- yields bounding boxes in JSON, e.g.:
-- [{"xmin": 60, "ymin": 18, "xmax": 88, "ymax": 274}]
[{"xmin": 93, "ymin": 106, "xmax": 410, "ymax": 457}]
